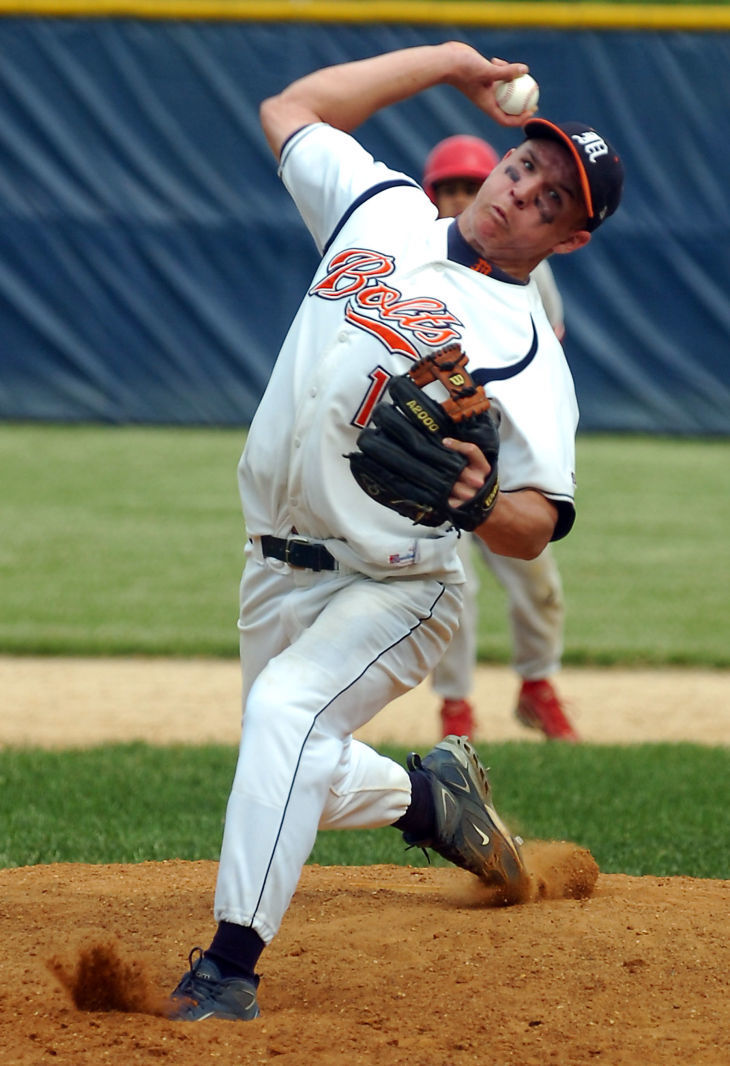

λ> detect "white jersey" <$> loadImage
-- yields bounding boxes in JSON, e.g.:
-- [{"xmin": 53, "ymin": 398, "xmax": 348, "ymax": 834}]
[{"xmin": 239, "ymin": 123, "xmax": 578, "ymax": 581}]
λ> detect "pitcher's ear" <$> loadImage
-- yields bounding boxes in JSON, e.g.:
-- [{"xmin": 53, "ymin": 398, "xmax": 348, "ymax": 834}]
[{"xmin": 553, "ymin": 230, "xmax": 591, "ymax": 255}]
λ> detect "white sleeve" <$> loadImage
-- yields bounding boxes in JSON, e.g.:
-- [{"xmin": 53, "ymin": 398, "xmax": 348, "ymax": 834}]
[{"xmin": 278, "ymin": 124, "xmax": 420, "ymax": 254}]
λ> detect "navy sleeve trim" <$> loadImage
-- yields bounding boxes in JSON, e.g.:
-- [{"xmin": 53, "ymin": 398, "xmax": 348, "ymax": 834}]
[
  {"xmin": 500, "ymin": 490, "xmax": 575, "ymax": 542},
  {"xmin": 550, "ymin": 500, "xmax": 576, "ymax": 541},
  {"xmin": 278, "ymin": 124, "xmax": 316, "ymax": 166}
]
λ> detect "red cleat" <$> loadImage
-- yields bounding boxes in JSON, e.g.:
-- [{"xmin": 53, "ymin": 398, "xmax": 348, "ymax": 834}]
[
  {"xmin": 515, "ymin": 679, "xmax": 579, "ymax": 742},
  {"xmin": 439, "ymin": 698, "xmax": 476, "ymax": 740}
]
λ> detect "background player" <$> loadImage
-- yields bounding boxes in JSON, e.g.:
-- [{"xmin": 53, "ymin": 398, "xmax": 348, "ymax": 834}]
[
  {"xmin": 165, "ymin": 41, "xmax": 623, "ymax": 1021},
  {"xmin": 422, "ymin": 135, "xmax": 578, "ymax": 743}
]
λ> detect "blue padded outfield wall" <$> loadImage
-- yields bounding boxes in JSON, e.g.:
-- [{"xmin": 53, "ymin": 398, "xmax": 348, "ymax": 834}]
[{"xmin": 0, "ymin": 10, "xmax": 728, "ymax": 433}]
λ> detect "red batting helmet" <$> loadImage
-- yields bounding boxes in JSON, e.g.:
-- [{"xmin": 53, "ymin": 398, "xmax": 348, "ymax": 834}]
[{"xmin": 422, "ymin": 135, "xmax": 500, "ymax": 204}]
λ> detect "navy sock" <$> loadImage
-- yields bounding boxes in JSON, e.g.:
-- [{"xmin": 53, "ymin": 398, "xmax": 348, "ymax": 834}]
[
  {"xmin": 392, "ymin": 767, "xmax": 436, "ymax": 840},
  {"xmin": 206, "ymin": 921, "xmax": 264, "ymax": 983}
]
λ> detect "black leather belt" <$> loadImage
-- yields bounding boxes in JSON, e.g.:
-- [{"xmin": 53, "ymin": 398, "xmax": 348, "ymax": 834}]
[{"xmin": 259, "ymin": 535, "xmax": 338, "ymax": 571}]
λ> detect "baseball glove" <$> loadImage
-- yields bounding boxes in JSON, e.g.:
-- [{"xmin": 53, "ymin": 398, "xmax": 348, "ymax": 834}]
[{"xmin": 347, "ymin": 344, "xmax": 499, "ymax": 531}]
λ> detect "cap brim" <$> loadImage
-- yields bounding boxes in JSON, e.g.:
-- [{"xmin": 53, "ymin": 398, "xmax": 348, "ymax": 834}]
[{"xmin": 523, "ymin": 118, "xmax": 594, "ymax": 224}]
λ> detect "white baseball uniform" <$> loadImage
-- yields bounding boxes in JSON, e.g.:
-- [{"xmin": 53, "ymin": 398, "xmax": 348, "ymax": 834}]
[
  {"xmin": 214, "ymin": 123, "xmax": 578, "ymax": 942},
  {"xmin": 432, "ymin": 258, "xmax": 566, "ymax": 701}
]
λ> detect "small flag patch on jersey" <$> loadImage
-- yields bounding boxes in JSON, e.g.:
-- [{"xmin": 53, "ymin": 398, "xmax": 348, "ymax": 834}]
[{"xmin": 388, "ymin": 546, "xmax": 417, "ymax": 567}]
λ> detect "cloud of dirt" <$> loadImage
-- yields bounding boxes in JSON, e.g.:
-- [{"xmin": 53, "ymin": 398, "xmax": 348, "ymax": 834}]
[
  {"xmin": 47, "ymin": 940, "xmax": 169, "ymax": 1017},
  {"xmin": 462, "ymin": 839, "xmax": 599, "ymax": 907},
  {"xmin": 522, "ymin": 840, "xmax": 600, "ymax": 901}
]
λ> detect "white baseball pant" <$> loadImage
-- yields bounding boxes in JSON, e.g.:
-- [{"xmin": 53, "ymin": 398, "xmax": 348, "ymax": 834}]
[{"xmin": 214, "ymin": 550, "xmax": 462, "ymax": 943}]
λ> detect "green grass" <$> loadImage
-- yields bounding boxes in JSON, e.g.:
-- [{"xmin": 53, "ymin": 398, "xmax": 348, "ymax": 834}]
[
  {"xmin": 0, "ymin": 424, "xmax": 246, "ymax": 656},
  {"xmin": 473, "ymin": 434, "xmax": 730, "ymax": 667},
  {"xmin": 0, "ymin": 743, "xmax": 236, "ymax": 867},
  {"xmin": 1, "ymin": 423, "xmax": 728, "ymax": 666},
  {"xmin": 1, "ymin": 742, "xmax": 728, "ymax": 878}
]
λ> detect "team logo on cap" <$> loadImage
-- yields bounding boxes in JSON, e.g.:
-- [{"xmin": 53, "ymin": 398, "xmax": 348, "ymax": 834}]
[{"xmin": 571, "ymin": 130, "xmax": 609, "ymax": 164}]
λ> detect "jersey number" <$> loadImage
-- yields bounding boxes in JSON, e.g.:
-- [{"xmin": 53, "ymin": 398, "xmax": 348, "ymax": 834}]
[{"xmin": 352, "ymin": 366, "xmax": 390, "ymax": 428}]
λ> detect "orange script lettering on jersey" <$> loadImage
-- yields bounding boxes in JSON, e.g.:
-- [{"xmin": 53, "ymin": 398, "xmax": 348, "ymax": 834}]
[{"xmin": 311, "ymin": 248, "xmax": 462, "ymax": 358}]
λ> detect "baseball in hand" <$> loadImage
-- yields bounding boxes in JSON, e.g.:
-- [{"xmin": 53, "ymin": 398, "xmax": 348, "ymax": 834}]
[{"xmin": 494, "ymin": 74, "xmax": 540, "ymax": 116}]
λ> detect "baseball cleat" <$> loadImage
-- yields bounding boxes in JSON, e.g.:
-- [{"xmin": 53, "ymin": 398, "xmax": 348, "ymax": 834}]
[
  {"xmin": 404, "ymin": 735, "xmax": 528, "ymax": 901},
  {"xmin": 515, "ymin": 679, "xmax": 579, "ymax": 742},
  {"xmin": 167, "ymin": 948, "xmax": 260, "ymax": 1022},
  {"xmin": 439, "ymin": 697, "xmax": 476, "ymax": 739}
]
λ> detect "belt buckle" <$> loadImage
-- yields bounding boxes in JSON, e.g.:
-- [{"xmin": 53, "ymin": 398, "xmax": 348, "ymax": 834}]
[{"xmin": 283, "ymin": 536, "xmax": 311, "ymax": 569}]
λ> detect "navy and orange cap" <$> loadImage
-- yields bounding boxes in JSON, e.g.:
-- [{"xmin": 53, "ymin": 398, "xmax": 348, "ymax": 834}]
[{"xmin": 523, "ymin": 119, "xmax": 624, "ymax": 231}]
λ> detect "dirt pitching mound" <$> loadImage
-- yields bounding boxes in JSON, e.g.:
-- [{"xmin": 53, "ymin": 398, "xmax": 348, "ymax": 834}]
[
  {"xmin": 45, "ymin": 843, "xmax": 597, "ymax": 1018},
  {"xmin": 3, "ymin": 857, "xmax": 727, "ymax": 1066}
]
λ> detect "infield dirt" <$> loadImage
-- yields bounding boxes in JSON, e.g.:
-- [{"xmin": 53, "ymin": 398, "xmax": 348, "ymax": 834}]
[{"xmin": 2, "ymin": 657, "xmax": 729, "ymax": 1065}]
